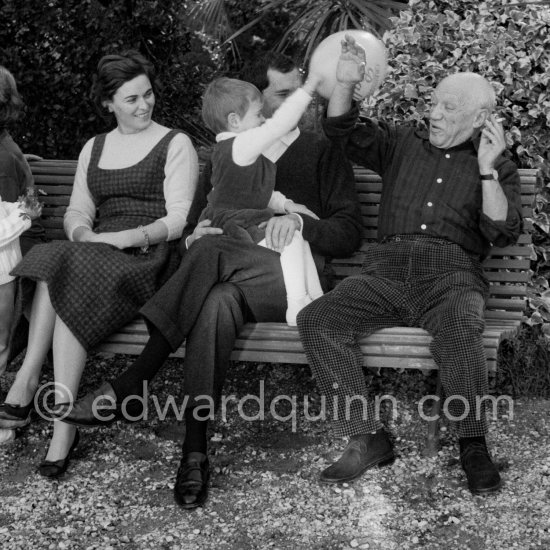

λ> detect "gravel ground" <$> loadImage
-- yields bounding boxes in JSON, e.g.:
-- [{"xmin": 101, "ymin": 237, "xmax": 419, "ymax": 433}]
[{"xmin": 1, "ymin": 354, "xmax": 549, "ymax": 550}]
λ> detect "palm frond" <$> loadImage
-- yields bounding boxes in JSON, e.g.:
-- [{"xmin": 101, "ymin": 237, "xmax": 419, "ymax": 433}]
[
  {"xmin": 279, "ymin": 3, "xmax": 340, "ymax": 57},
  {"xmin": 187, "ymin": 0, "xmax": 233, "ymax": 41},
  {"xmin": 208, "ymin": 0, "xmax": 409, "ymax": 61}
]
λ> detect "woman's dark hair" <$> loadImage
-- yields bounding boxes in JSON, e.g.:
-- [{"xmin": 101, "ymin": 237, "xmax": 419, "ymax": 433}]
[
  {"xmin": 92, "ymin": 50, "xmax": 156, "ymax": 114},
  {"xmin": 0, "ymin": 65, "xmax": 24, "ymax": 129}
]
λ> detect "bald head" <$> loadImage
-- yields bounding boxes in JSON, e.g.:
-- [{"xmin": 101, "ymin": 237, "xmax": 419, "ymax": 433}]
[
  {"xmin": 429, "ymin": 72, "xmax": 496, "ymax": 149},
  {"xmin": 438, "ymin": 72, "xmax": 496, "ymax": 112}
]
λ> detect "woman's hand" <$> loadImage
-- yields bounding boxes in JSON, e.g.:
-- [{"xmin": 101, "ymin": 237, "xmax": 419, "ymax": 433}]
[
  {"xmin": 75, "ymin": 229, "xmax": 128, "ymax": 249},
  {"xmin": 89, "ymin": 232, "xmax": 130, "ymax": 249}
]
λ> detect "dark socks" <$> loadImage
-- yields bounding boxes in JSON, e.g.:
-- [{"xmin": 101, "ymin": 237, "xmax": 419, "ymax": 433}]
[
  {"xmin": 182, "ymin": 407, "xmax": 208, "ymax": 455},
  {"xmin": 459, "ymin": 435, "xmax": 486, "ymax": 452},
  {"xmin": 108, "ymin": 329, "xmax": 209, "ymax": 456},
  {"xmin": 111, "ymin": 327, "xmax": 173, "ymax": 401}
]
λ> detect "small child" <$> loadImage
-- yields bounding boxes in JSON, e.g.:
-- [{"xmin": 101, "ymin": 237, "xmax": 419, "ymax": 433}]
[
  {"xmin": 200, "ymin": 75, "xmax": 323, "ymax": 325},
  {"xmin": 0, "ymin": 188, "xmax": 42, "ymax": 374}
]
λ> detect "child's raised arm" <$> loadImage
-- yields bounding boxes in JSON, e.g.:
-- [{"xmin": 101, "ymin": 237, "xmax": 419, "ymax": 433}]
[{"xmin": 232, "ymin": 75, "xmax": 322, "ymax": 167}]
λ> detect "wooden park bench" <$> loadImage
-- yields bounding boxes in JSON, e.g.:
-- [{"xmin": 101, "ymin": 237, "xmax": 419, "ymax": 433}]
[{"xmin": 29, "ymin": 159, "xmax": 538, "ymax": 451}]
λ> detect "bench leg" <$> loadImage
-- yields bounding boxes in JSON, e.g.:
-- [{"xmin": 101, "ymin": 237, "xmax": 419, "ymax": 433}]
[{"xmin": 423, "ymin": 374, "xmax": 442, "ymax": 457}]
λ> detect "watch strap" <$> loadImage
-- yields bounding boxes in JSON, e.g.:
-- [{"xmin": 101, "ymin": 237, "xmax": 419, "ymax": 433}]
[{"xmin": 480, "ymin": 169, "xmax": 498, "ymax": 181}]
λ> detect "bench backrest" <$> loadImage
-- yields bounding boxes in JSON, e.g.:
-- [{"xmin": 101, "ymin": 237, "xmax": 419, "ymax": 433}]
[{"xmin": 29, "ymin": 160, "xmax": 537, "ymax": 324}]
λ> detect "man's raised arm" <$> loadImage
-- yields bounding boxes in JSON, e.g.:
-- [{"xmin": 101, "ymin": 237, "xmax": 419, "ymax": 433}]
[{"xmin": 327, "ymin": 35, "xmax": 366, "ymax": 118}]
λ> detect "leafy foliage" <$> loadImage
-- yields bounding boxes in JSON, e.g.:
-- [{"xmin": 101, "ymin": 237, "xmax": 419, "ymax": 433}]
[
  {"xmin": 498, "ymin": 324, "xmax": 550, "ymax": 397},
  {"xmin": 186, "ymin": 0, "xmax": 408, "ymax": 65},
  {"xmin": 224, "ymin": 0, "xmax": 408, "ymax": 61},
  {"xmin": 367, "ymin": 0, "xmax": 549, "ymax": 175},
  {"xmin": 2, "ymin": 0, "xmax": 550, "ymax": 331},
  {"xmin": 185, "ymin": 0, "xmax": 300, "ymax": 73},
  {"xmin": 359, "ymin": 0, "xmax": 549, "ymax": 329},
  {"xmin": 0, "ymin": 0, "xmax": 219, "ymax": 157}
]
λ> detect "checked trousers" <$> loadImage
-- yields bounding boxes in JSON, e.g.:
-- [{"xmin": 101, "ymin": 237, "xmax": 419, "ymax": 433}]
[{"xmin": 297, "ymin": 237, "xmax": 490, "ymax": 439}]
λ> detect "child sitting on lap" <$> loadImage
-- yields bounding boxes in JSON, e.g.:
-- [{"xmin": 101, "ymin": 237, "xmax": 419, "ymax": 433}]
[{"xmin": 200, "ymin": 74, "xmax": 323, "ymax": 325}]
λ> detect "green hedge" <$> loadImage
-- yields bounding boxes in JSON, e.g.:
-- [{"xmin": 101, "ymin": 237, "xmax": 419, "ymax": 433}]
[
  {"xmin": 364, "ymin": 0, "xmax": 549, "ymax": 330},
  {"xmin": 3, "ymin": 0, "xmax": 550, "ymax": 328},
  {"xmin": 368, "ymin": 0, "xmax": 549, "ymax": 177},
  {"xmin": 0, "ymin": 0, "xmax": 219, "ymax": 158}
]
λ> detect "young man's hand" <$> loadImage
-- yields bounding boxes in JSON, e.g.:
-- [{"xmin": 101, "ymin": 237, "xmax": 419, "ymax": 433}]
[
  {"xmin": 187, "ymin": 219, "xmax": 223, "ymax": 248},
  {"xmin": 262, "ymin": 215, "xmax": 301, "ymax": 253}
]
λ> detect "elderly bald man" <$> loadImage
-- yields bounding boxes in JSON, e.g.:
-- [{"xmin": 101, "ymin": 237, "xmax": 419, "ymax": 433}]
[{"xmin": 297, "ymin": 38, "xmax": 522, "ymax": 494}]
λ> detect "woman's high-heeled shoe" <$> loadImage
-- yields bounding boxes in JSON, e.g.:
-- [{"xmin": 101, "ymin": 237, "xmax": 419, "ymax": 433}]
[
  {"xmin": 0, "ymin": 393, "xmax": 36, "ymax": 429},
  {"xmin": 38, "ymin": 430, "xmax": 80, "ymax": 478}
]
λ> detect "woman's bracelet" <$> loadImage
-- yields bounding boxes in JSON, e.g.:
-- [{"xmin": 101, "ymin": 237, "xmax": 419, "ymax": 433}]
[{"xmin": 137, "ymin": 225, "xmax": 150, "ymax": 253}]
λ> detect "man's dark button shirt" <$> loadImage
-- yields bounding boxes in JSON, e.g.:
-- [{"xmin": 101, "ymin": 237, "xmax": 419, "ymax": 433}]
[{"xmin": 324, "ymin": 107, "xmax": 522, "ymax": 260}]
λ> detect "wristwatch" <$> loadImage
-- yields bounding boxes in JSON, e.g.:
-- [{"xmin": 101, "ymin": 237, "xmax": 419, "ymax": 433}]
[{"xmin": 480, "ymin": 169, "xmax": 499, "ymax": 181}]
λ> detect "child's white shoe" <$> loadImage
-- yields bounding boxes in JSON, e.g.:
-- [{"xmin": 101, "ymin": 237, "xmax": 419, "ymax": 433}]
[
  {"xmin": 286, "ymin": 295, "xmax": 312, "ymax": 326},
  {"xmin": 0, "ymin": 428, "xmax": 16, "ymax": 445}
]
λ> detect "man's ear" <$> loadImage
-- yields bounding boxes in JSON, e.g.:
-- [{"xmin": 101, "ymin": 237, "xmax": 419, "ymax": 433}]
[
  {"xmin": 473, "ymin": 108, "xmax": 489, "ymax": 129},
  {"xmin": 227, "ymin": 112, "xmax": 240, "ymax": 130}
]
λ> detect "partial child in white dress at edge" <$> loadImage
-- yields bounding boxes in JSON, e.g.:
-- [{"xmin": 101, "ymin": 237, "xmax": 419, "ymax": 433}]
[
  {"xmin": 199, "ymin": 75, "xmax": 324, "ymax": 325},
  {"xmin": 0, "ymin": 194, "xmax": 40, "ymax": 444}
]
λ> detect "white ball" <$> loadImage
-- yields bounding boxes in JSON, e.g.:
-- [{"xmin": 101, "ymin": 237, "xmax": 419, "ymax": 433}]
[{"xmin": 309, "ymin": 30, "xmax": 387, "ymax": 100}]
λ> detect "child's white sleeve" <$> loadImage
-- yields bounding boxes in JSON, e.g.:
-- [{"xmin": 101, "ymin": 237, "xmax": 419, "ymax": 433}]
[
  {"xmin": 0, "ymin": 206, "xmax": 31, "ymax": 248},
  {"xmin": 268, "ymin": 191, "xmax": 290, "ymax": 214},
  {"xmin": 233, "ymin": 88, "xmax": 313, "ymax": 166}
]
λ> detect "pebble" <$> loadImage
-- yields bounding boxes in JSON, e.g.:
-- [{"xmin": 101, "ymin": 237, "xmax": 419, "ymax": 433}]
[{"xmin": 1, "ymin": 363, "xmax": 548, "ymax": 549}]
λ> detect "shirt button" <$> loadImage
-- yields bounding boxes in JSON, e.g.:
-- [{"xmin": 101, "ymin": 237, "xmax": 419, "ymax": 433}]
[
  {"xmin": 421, "ymin": 224, "xmax": 427, "ymax": 230},
  {"xmin": 427, "ymin": 202, "xmax": 433, "ymax": 207},
  {"xmin": 436, "ymin": 178, "xmax": 442, "ymax": 183},
  {"xmin": 445, "ymin": 154, "xmax": 450, "ymax": 159}
]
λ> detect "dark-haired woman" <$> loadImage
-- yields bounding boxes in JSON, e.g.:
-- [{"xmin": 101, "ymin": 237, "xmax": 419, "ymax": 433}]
[{"xmin": 0, "ymin": 51, "xmax": 198, "ymax": 477}]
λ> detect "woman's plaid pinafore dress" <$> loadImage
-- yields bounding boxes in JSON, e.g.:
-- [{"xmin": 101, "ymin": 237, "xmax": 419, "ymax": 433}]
[{"xmin": 12, "ymin": 130, "xmax": 182, "ymax": 350}]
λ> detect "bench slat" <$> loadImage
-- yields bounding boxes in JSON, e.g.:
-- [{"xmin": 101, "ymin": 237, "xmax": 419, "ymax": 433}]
[{"xmin": 30, "ymin": 161, "xmax": 535, "ymax": 373}]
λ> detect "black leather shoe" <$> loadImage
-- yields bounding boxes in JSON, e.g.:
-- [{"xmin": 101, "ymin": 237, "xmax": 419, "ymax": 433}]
[
  {"xmin": 173, "ymin": 452, "xmax": 210, "ymax": 509},
  {"xmin": 0, "ymin": 395, "xmax": 35, "ymax": 429},
  {"xmin": 320, "ymin": 428, "xmax": 395, "ymax": 484},
  {"xmin": 54, "ymin": 382, "xmax": 139, "ymax": 426},
  {"xmin": 38, "ymin": 430, "xmax": 80, "ymax": 478},
  {"xmin": 460, "ymin": 437, "xmax": 502, "ymax": 495}
]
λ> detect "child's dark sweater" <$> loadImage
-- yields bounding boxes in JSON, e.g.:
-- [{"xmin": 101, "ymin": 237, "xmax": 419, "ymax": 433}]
[{"xmin": 199, "ymin": 137, "xmax": 277, "ymax": 242}]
